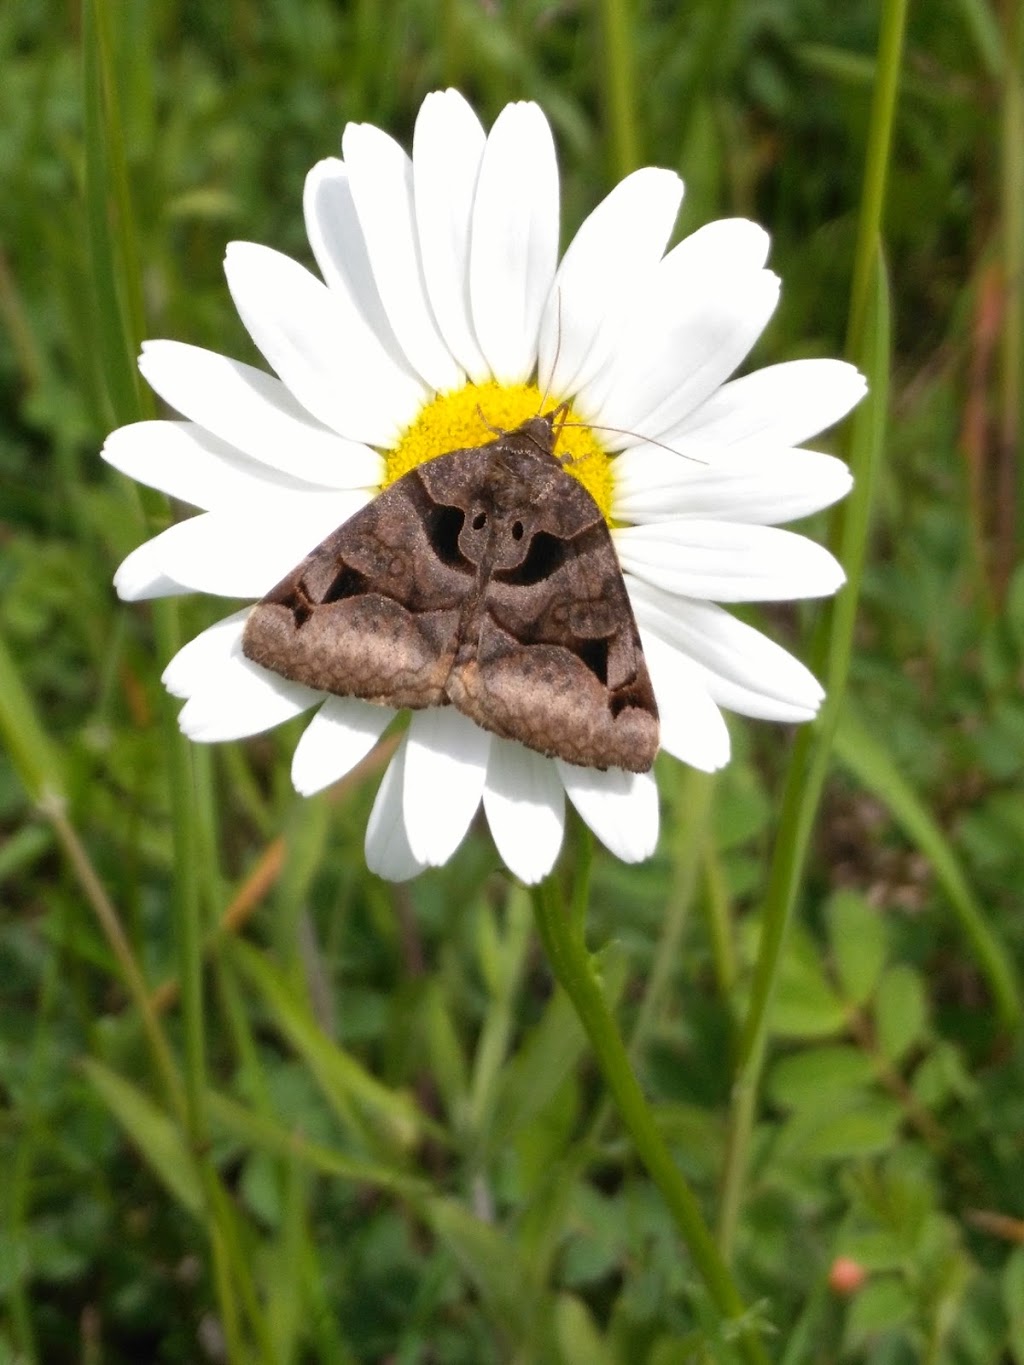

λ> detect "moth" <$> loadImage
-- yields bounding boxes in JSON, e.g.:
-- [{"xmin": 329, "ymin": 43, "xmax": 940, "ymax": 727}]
[{"xmin": 242, "ymin": 411, "xmax": 659, "ymax": 772}]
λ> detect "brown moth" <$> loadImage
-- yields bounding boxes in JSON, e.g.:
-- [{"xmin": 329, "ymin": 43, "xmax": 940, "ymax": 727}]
[{"xmin": 241, "ymin": 412, "xmax": 659, "ymax": 772}]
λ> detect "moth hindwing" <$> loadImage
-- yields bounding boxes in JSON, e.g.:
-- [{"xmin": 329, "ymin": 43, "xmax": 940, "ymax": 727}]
[{"xmin": 242, "ymin": 414, "xmax": 659, "ymax": 772}]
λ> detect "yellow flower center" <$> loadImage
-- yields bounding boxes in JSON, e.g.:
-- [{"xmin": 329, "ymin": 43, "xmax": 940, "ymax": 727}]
[{"xmin": 384, "ymin": 380, "xmax": 613, "ymax": 521}]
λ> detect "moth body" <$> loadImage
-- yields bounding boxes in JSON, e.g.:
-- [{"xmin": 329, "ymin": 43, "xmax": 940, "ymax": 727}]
[{"xmin": 242, "ymin": 415, "xmax": 660, "ymax": 772}]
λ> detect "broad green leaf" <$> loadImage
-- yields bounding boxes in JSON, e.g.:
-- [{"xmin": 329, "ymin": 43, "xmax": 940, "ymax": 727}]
[
  {"xmin": 875, "ymin": 964, "xmax": 928, "ymax": 1064},
  {"xmin": 766, "ymin": 1045, "xmax": 877, "ymax": 1111},
  {"xmin": 827, "ymin": 890, "xmax": 887, "ymax": 1005},
  {"xmin": 843, "ymin": 1275, "xmax": 914, "ymax": 1350},
  {"xmin": 81, "ymin": 1058, "xmax": 202, "ymax": 1216},
  {"xmin": 554, "ymin": 1294, "xmax": 611, "ymax": 1365},
  {"xmin": 561, "ymin": 1187, "xmax": 625, "ymax": 1288},
  {"xmin": 840, "ymin": 1231, "xmax": 906, "ymax": 1273},
  {"xmin": 770, "ymin": 931, "xmax": 849, "ymax": 1039},
  {"xmin": 911, "ymin": 1041, "xmax": 974, "ymax": 1109},
  {"xmin": 779, "ymin": 1095, "xmax": 903, "ymax": 1161}
]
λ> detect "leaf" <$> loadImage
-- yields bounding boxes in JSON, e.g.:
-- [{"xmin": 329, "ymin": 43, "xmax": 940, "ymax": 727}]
[
  {"xmin": 834, "ymin": 705, "xmax": 1021, "ymax": 1029},
  {"xmin": 560, "ymin": 1187, "xmax": 625, "ymax": 1288},
  {"xmin": 875, "ymin": 964, "xmax": 928, "ymax": 1064},
  {"xmin": 843, "ymin": 1275, "xmax": 914, "ymax": 1350},
  {"xmin": 554, "ymin": 1294, "xmax": 612, "ymax": 1365},
  {"xmin": 779, "ymin": 1095, "xmax": 903, "ymax": 1162},
  {"xmin": 840, "ymin": 1231, "xmax": 907, "ymax": 1274},
  {"xmin": 766, "ymin": 1045, "xmax": 877, "ymax": 1111},
  {"xmin": 827, "ymin": 890, "xmax": 887, "ymax": 1005},
  {"xmin": 490, "ymin": 941, "xmax": 627, "ymax": 1149},
  {"xmin": 81, "ymin": 1058, "xmax": 202, "ymax": 1216},
  {"xmin": 1007, "ymin": 564, "xmax": 1024, "ymax": 658},
  {"xmin": 421, "ymin": 979, "xmax": 470, "ymax": 1124},
  {"xmin": 1004, "ymin": 1247, "xmax": 1024, "ymax": 1363},
  {"xmin": 424, "ymin": 1197, "xmax": 537, "ymax": 1346},
  {"xmin": 490, "ymin": 986, "xmax": 585, "ymax": 1146},
  {"xmin": 231, "ymin": 939, "xmax": 436, "ymax": 1152},
  {"xmin": 206, "ymin": 1091, "xmax": 426, "ymax": 1198},
  {"xmin": 770, "ymin": 929, "xmax": 849, "ymax": 1039},
  {"xmin": 911, "ymin": 1041, "xmax": 975, "ymax": 1109}
]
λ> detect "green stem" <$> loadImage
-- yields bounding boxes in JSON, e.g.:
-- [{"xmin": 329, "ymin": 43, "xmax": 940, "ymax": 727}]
[
  {"xmin": 598, "ymin": 0, "xmax": 640, "ymax": 176},
  {"xmin": 702, "ymin": 841, "xmax": 738, "ymax": 1002},
  {"xmin": 628, "ymin": 767, "xmax": 715, "ymax": 1059},
  {"xmin": 158, "ymin": 610, "xmax": 208, "ymax": 1144},
  {"xmin": 843, "ymin": 0, "xmax": 908, "ymax": 364},
  {"xmin": 997, "ymin": 0, "xmax": 1024, "ymax": 597},
  {"xmin": 0, "ymin": 627, "xmax": 186, "ymax": 1115},
  {"xmin": 82, "ymin": 1, "xmax": 251, "ymax": 1344},
  {"xmin": 717, "ymin": 0, "xmax": 908, "ymax": 1262},
  {"xmin": 531, "ymin": 876, "xmax": 769, "ymax": 1364}
]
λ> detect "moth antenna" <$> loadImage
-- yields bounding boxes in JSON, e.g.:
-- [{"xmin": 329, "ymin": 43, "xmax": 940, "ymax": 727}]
[
  {"xmin": 558, "ymin": 420, "xmax": 710, "ymax": 467},
  {"xmin": 475, "ymin": 403, "xmax": 504, "ymax": 438},
  {"xmin": 535, "ymin": 288, "xmax": 563, "ymax": 415}
]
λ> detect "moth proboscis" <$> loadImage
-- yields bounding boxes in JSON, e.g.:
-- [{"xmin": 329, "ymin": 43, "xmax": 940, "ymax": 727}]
[{"xmin": 241, "ymin": 412, "xmax": 659, "ymax": 772}]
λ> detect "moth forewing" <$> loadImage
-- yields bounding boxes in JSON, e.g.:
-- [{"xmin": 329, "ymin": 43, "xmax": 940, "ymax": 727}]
[{"xmin": 242, "ymin": 414, "xmax": 660, "ymax": 772}]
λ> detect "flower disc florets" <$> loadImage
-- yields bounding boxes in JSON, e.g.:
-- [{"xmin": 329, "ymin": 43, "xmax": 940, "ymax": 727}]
[{"xmin": 385, "ymin": 380, "xmax": 612, "ymax": 516}]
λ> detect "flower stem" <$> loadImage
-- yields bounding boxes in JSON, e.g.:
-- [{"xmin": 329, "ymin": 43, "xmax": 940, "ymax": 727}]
[
  {"xmin": 531, "ymin": 875, "xmax": 769, "ymax": 1364},
  {"xmin": 717, "ymin": 0, "xmax": 908, "ymax": 1261},
  {"xmin": 598, "ymin": 0, "xmax": 640, "ymax": 176}
]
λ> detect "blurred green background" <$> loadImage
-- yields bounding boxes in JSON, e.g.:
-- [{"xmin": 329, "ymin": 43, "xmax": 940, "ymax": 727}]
[{"xmin": 2, "ymin": 0, "xmax": 1024, "ymax": 1361}]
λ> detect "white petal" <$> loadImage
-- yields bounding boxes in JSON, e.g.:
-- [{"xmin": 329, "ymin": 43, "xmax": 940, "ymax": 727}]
[
  {"xmin": 138, "ymin": 341, "xmax": 382, "ymax": 487},
  {"xmin": 579, "ymin": 266, "xmax": 780, "ymax": 441},
  {"xmin": 612, "ymin": 447, "xmax": 853, "ymax": 525},
  {"xmin": 470, "ymin": 102, "xmax": 559, "ymax": 384},
  {"xmin": 670, "ymin": 359, "xmax": 867, "ymax": 450},
  {"xmin": 402, "ymin": 709, "xmax": 490, "ymax": 865},
  {"xmin": 412, "ymin": 90, "xmax": 490, "ymax": 380},
  {"xmin": 628, "ymin": 577, "xmax": 825, "ymax": 721},
  {"xmin": 664, "ymin": 218, "xmax": 770, "ymax": 275},
  {"xmin": 162, "ymin": 608, "xmax": 251, "ymax": 698},
  {"xmin": 113, "ymin": 537, "xmax": 194, "ymax": 601},
  {"xmin": 537, "ymin": 167, "xmax": 683, "ymax": 400},
  {"xmin": 131, "ymin": 494, "xmax": 368, "ymax": 599},
  {"xmin": 103, "ymin": 420, "xmax": 368, "ymax": 512},
  {"xmin": 557, "ymin": 762, "xmax": 659, "ymax": 863},
  {"xmin": 224, "ymin": 242, "xmax": 426, "ymax": 446},
  {"xmin": 639, "ymin": 631, "xmax": 730, "ymax": 770},
  {"xmin": 365, "ymin": 736, "xmax": 428, "ymax": 882},
  {"xmin": 341, "ymin": 122, "xmax": 463, "ymax": 393},
  {"xmin": 614, "ymin": 519, "xmax": 845, "ymax": 602},
  {"xmin": 304, "ymin": 157, "xmax": 418, "ymax": 380},
  {"xmin": 291, "ymin": 696, "xmax": 394, "ymax": 796},
  {"xmin": 482, "ymin": 739, "xmax": 565, "ymax": 883},
  {"xmin": 178, "ymin": 655, "xmax": 321, "ymax": 742}
]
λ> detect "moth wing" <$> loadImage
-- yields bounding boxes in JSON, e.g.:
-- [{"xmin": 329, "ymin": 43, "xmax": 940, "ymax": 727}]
[
  {"xmin": 445, "ymin": 471, "xmax": 660, "ymax": 773},
  {"xmin": 242, "ymin": 465, "xmax": 475, "ymax": 709}
]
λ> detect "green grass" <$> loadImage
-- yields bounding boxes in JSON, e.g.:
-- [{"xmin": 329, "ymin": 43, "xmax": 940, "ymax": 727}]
[{"xmin": 2, "ymin": 0, "xmax": 1024, "ymax": 1361}]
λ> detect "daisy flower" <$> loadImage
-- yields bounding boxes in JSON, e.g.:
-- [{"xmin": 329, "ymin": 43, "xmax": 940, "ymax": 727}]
[{"xmin": 103, "ymin": 89, "xmax": 864, "ymax": 884}]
